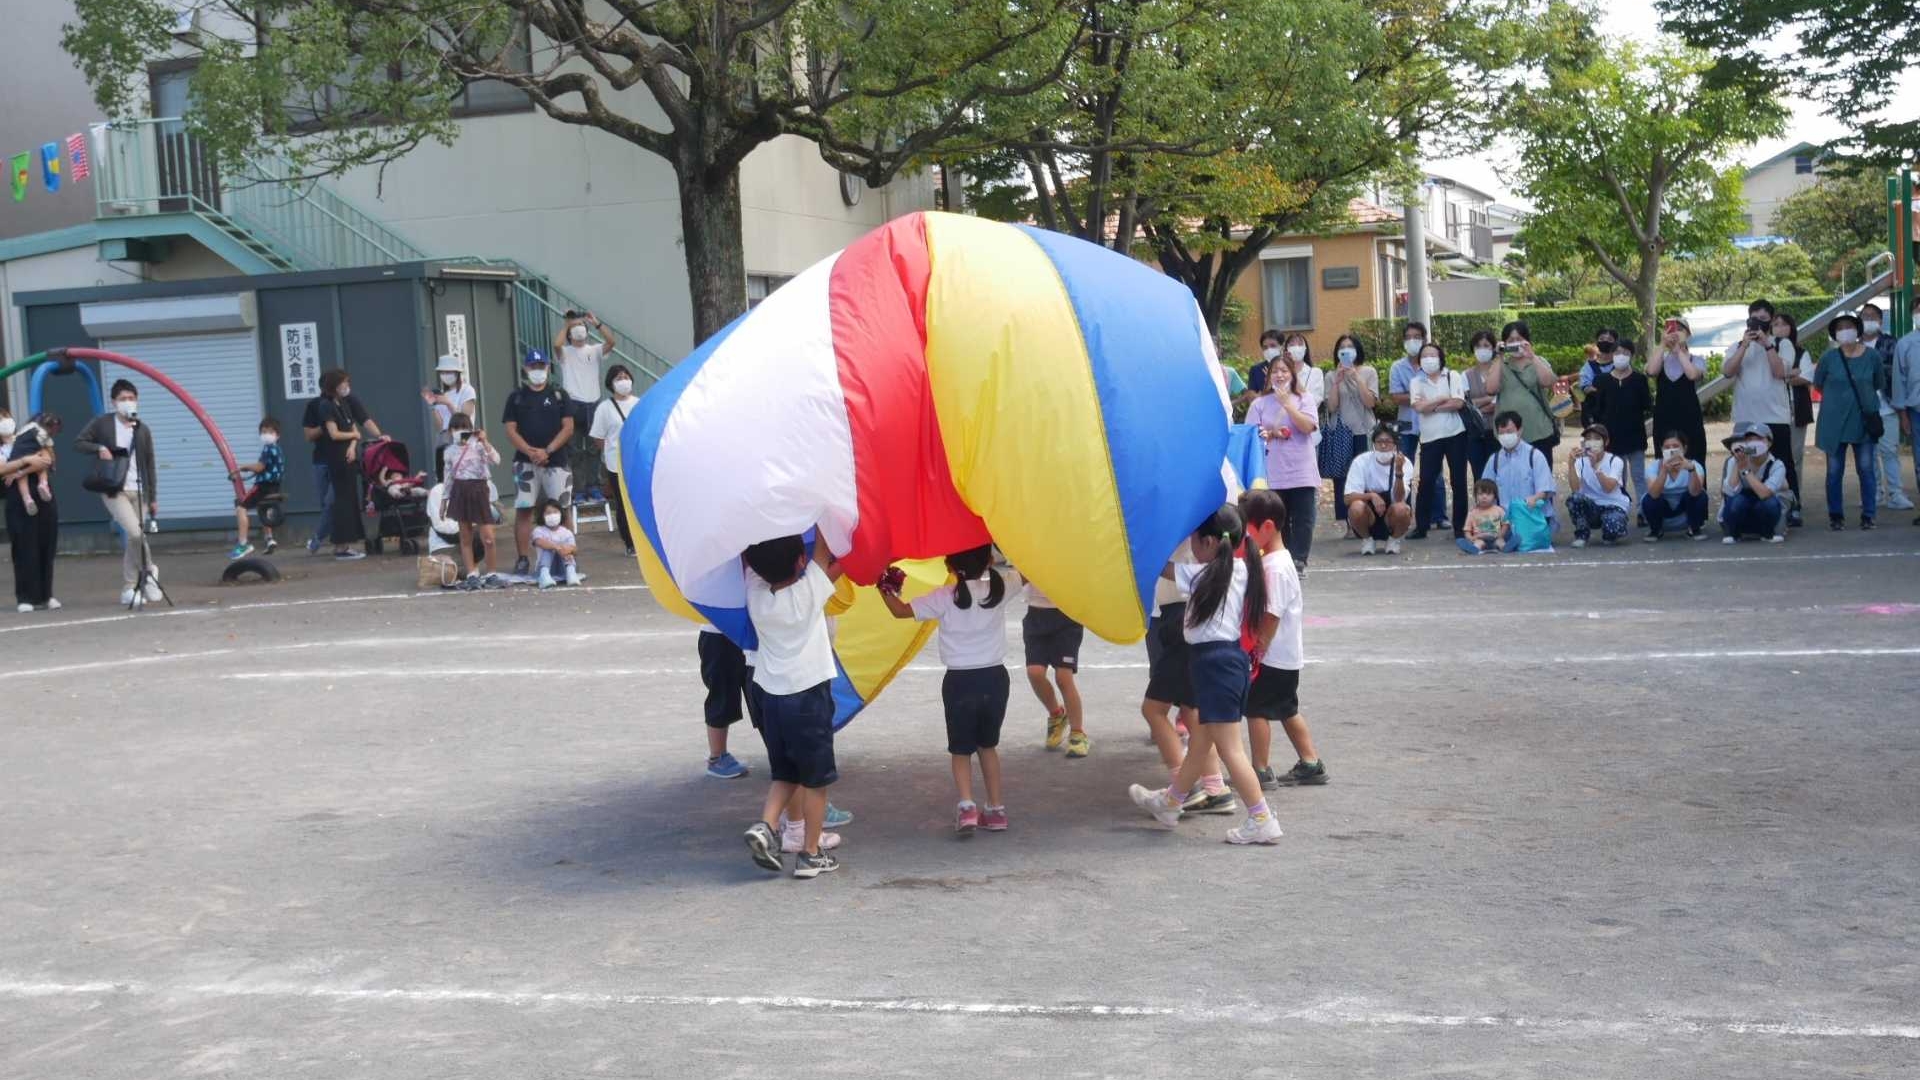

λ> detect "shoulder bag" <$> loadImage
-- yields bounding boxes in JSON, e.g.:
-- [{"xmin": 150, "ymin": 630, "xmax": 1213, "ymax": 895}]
[
  {"xmin": 82, "ymin": 449, "xmax": 130, "ymax": 495},
  {"xmin": 1837, "ymin": 352, "xmax": 1885, "ymax": 442}
]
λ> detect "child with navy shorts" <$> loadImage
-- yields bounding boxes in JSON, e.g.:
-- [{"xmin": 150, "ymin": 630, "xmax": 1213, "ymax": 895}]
[
  {"xmin": 881, "ymin": 545, "xmax": 1014, "ymax": 833},
  {"xmin": 1129, "ymin": 504, "xmax": 1283, "ymax": 845},
  {"xmin": 741, "ymin": 535, "xmax": 845, "ymax": 879},
  {"xmin": 1238, "ymin": 489, "xmax": 1327, "ymax": 789},
  {"xmin": 698, "ymin": 625, "xmax": 752, "ymax": 779},
  {"xmin": 1021, "ymin": 581, "xmax": 1089, "ymax": 757}
]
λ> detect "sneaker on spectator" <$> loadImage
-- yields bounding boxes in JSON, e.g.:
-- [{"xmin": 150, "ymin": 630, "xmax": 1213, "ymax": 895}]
[
  {"xmin": 120, "ymin": 588, "xmax": 137, "ymax": 606},
  {"xmin": 142, "ymin": 575, "xmax": 164, "ymax": 601},
  {"xmin": 44, "ymin": 598, "xmax": 60, "ymax": 610},
  {"xmin": 1359, "ymin": 538, "xmax": 1376, "ymax": 556},
  {"xmin": 1385, "ymin": 537, "xmax": 1402, "ymax": 555},
  {"xmin": 15, "ymin": 603, "xmax": 31, "ymax": 613},
  {"xmin": 564, "ymin": 565, "xmax": 584, "ymax": 586},
  {"xmin": 1570, "ymin": 538, "xmax": 1587, "ymax": 549},
  {"xmin": 1769, "ymin": 533, "xmax": 1786, "ymax": 543},
  {"xmin": 512, "ymin": 555, "xmax": 531, "ymax": 576},
  {"xmin": 264, "ymin": 537, "xmax": 278, "ymax": 554},
  {"xmin": 482, "ymin": 573, "xmax": 510, "ymax": 590},
  {"xmin": 705, "ymin": 753, "xmax": 749, "ymax": 779},
  {"xmin": 307, "ymin": 536, "xmax": 322, "ymax": 555},
  {"xmin": 334, "ymin": 549, "xmax": 366, "ymax": 561},
  {"xmin": 537, "ymin": 567, "xmax": 557, "ymax": 590}
]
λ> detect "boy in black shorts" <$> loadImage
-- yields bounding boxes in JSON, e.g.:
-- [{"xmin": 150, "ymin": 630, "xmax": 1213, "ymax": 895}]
[
  {"xmin": 1240, "ymin": 488, "xmax": 1327, "ymax": 788},
  {"xmin": 1022, "ymin": 581, "xmax": 1089, "ymax": 757},
  {"xmin": 230, "ymin": 417, "xmax": 285, "ymax": 559}
]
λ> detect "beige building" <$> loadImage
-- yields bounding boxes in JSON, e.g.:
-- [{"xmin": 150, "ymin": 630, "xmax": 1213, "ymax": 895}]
[{"xmin": 1739, "ymin": 142, "xmax": 1823, "ymax": 239}]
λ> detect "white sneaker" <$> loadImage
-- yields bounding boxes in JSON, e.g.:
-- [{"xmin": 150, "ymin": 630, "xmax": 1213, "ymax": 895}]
[
  {"xmin": 15, "ymin": 603, "xmax": 32, "ymax": 613},
  {"xmin": 781, "ymin": 823, "xmax": 842, "ymax": 853},
  {"xmin": 564, "ymin": 564, "xmax": 584, "ymax": 586},
  {"xmin": 537, "ymin": 567, "xmax": 557, "ymax": 590},
  {"xmin": 1571, "ymin": 538, "xmax": 1587, "ymax": 549},
  {"xmin": 1884, "ymin": 496, "xmax": 1916, "ymax": 510},
  {"xmin": 45, "ymin": 598, "xmax": 60, "ymax": 610},
  {"xmin": 1768, "ymin": 534, "xmax": 1785, "ymax": 543},
  {"xmin": 1385, "ymin": 537, "xmax": 1402, "ymax": 555},
  {"xmin": 1722, "ymin": 536, "xmax": 1738, "ymax": 545},
  {"xmin": 1128, "ymin": 784, "xmax": 1184, "ymax": 827},
  {"xmin": 142, "ymin": 570, "xmax": 162, "ymax": 602},
  {"xmin": 1359, "ymin": 538, "xmax": 1376, "ymax": 556},
  {"xmin": 1225, "ymin": 814, "xmax": 1284, "ymax": 845},
  {"xmin": 120, "ymin": 588, "xmax": 137, "ymax": 606}
]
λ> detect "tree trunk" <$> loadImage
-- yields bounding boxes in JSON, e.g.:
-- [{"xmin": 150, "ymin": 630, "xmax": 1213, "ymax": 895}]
[
  {"xmin": 1635, "ymin": 250, "xmax": 1661, "ymax": 355},
  {"xmin": 677, "ymin": 164, "xmax": 748, "ymax": 346}
]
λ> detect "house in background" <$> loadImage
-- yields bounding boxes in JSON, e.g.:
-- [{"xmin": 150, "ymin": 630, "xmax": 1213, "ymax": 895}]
[{"xmin": 1739, "ymin": 141, "xmax": 1824, "ymax": 240}]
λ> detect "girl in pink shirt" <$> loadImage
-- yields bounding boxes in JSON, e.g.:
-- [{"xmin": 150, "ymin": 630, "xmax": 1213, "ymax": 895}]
[{"xmin": 1244, "ymin": 363, "xmax": 1321, "ymax": 570}]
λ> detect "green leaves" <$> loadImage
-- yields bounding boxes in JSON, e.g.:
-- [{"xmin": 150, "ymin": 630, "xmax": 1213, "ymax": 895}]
[{"xmin": 1772, "ymin": 172, "xmax": 1895, "ymax": 289}]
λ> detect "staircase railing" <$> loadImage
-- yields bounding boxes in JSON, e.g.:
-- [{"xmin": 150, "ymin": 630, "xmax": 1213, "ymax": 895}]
[{"xmin": 91, "ymin": 118, "xmax": 674, "ymax": 384}]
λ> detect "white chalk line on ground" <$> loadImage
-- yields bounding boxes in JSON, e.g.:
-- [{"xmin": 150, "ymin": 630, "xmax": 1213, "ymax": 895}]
[
  {"xmin": 0, "ymin": 978, "xmax": 1913, "ymax": 1040},
  {"xmin": 208, "ymin": 646, "xmax": 1920, "ymax": 683},
  {"xmin": 1311, "ymin": 549, "xmax": 1920, "ymax": 574}
]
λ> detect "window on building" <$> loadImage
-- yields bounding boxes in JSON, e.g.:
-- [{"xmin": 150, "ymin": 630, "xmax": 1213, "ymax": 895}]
[
  {"xmin": 1793, "ymin": 153, "xmax": 1813, "ymax": 174},
  {"xmin": 747, "ymin": 274, "xmax": 795, "ymax": 309},
  {"xmin": 1260, "ymin": 255, "xmax": 1312, "ymax": 331}
]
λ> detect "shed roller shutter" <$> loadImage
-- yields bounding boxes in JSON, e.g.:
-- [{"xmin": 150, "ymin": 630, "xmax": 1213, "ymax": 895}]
[{"xmin": 99, "ymin": 332, "xmax": 264, "ymax": 521}]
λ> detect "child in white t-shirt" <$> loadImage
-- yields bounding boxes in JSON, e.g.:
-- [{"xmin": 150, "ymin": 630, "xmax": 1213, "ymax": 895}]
[
  {"xmin": 1238, "ymin": 489, "xmax": 1325, "ymax": 788},
  {"xmin": 529, "ymin": 497, "xmax": 582, "ymax": 588},
  {"xmin": 881, "ymin": 545, "xmax": 1014, "ymax": 833}
]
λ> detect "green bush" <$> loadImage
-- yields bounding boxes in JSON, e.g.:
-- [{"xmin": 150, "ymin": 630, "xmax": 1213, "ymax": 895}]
[
  {"xmin": 1502, "ymin": 303, "xmax": 1690, "ymax": 348},
  {"xmin": 1349, "ymin": 309, "xmax": 1515, "ymax": 359}
]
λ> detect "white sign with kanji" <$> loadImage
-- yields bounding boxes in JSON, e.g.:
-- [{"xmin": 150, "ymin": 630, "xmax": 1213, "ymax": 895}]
[
  {"xmin": 279, "ymin": 322, "xmax": 320, "ymax": 399},
  {"xmin": 445, "ymin": 314, "xmax": 470, "ymax": 374}
]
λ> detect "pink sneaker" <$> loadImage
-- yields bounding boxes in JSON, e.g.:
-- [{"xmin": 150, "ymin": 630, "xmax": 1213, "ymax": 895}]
[
  {"xmin": 981, "ymin": 806, "xmax": 1009, "ymax": 831},
  {"xmin": 956, "ymin": 803, "xmax": 980, "ymax": 834}
]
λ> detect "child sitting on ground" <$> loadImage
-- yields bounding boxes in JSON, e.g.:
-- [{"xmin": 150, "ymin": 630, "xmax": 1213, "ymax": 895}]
[
  {"xmin": 879, "ymin": 544, "xmax": 1014, "ymax": 833},
  {"xmin": 230, "ymin": 417, "xmax": 285, "ymax": 559},
  {"xmin": 741, "ymin": 535, "xmax": 845, "ymax": 879},
  {"xmin": 529, "ymin": 497, "xmax": 583, "ymax": 588},
  {"xmin": 1462, "ymin": 479, "xmax": 1509, "ymax": 554}
]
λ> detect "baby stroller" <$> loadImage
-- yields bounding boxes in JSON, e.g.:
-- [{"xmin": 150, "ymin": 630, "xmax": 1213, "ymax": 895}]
[{"xmin": 361, "ymin": 438, "xmax": 430, "ymax": 555}]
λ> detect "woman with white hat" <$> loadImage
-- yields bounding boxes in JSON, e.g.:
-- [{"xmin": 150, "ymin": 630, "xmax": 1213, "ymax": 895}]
[{"xmin": 421, "ymin": 354, "xmax": 477, "ymax": 480}]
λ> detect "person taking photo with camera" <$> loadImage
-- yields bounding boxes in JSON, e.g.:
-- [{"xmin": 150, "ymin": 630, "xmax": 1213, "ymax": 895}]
[{"xmin": 1718, "ymin": 423, "xmax": 1788, "ymax": 543}]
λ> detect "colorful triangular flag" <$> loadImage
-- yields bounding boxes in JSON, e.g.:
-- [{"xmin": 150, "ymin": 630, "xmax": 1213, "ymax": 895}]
[
  {"xmin": 66, "ymin": 133, "xmax": 90, "ymax": 182},
  {"xmin": 9, "ymin": 152, "xmax": 27, "ymax": 202},
  {"xmin": 41, "ymin": 142, "xmax": 62, "ymax": 192}
]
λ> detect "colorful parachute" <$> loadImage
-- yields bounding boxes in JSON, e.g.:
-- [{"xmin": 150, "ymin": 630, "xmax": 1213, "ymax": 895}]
[{"xmin": 619, "ymin": 211, "xmax": 1232, "ymax": 723}]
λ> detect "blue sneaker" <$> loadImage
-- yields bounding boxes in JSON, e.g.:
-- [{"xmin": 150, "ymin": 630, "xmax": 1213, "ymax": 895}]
[
  {"xmin": 823, "ymin": 803, "xmax": 853, "ymax": 829},
  {"xmin": 705, "ymin": 753, "xmax": 749, "ymax": 779}
]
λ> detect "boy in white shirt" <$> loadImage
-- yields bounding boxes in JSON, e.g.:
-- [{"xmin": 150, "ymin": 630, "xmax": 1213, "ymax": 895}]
[
  {"xmin": 1239, "ymin": 489, "xmax": 1326, "ymax": 788},
  {"xmin": 742, "ymin": 535, "xmax": 846, "ymax": 879}
]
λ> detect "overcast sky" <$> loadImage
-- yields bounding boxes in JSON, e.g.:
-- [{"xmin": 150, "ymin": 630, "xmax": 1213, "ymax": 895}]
[{"xmin": 1423, "ymin": 0, "xmax": 1919, "ymax": 208}]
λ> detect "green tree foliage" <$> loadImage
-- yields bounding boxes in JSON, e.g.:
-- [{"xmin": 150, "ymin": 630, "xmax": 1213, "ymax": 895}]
[
  {"xmin": 1504, "ymin": 8, "xmax": 1787, "ymax": 351},
  {"xmin": 1660, "ymin": 242, "xmax": 1823, "ymax": 302},
  {"xmin": 1657, "ymin": 0, "xmax": 1920, "ymax": 167},
  {"xmin": 62, "ymin": 0, "xmax": 1087, "ymax": 342},
  {"xmin": 1772, "ymin": 172, "xmax": 1894, "ymax": 290}
]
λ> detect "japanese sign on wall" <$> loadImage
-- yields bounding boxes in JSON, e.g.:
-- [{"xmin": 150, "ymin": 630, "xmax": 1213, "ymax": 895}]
[
  {"xmin": 444, "ymin": 314, "xmax": 469, "ymax": 374},
  {"xmin": 279, "ymin": 322, "xmax": 320, "ymax": 399}
]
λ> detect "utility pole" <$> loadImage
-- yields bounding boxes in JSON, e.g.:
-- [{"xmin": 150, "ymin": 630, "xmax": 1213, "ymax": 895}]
[{"xmin": 1404, "ymin": 184, "xmax": 1432, "ymax": 327}]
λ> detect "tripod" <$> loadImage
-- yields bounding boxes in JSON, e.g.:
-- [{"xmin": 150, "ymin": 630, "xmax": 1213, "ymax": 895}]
[{"xmin": 127, "ymin": 489, "xmax": 172, "ymax": 611}]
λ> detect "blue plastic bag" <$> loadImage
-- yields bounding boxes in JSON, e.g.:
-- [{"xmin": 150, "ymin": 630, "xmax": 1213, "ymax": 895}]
[{"xmin": 1507, "ymin": 498, "xmax": 1554, "ymax": 552}]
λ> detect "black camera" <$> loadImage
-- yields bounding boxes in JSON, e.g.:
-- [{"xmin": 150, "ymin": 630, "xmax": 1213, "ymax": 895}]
[
  {"xmin": 564, "ymin": 309, "xmax": 584, "ymax": 320},
  {"xmin": 1746, "ymin": 317, "xmax": 1769, "ymax": 333}
]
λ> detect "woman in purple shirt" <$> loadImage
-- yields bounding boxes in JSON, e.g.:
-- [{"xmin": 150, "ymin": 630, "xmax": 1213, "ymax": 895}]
[{"xmin": 1246, "ymin": 360, "xmax": 1321, "ymax": 572}]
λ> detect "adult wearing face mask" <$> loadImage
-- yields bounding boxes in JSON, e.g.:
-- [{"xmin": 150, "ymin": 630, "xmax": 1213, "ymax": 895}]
[
  {"xmin": 1485, "ymin": 319, "xmax": 1560, "ymax": 463},
  {"xmin": 1342, "ymin": 424, "xmax": 1413, "ymax": 555},
  {"xmin": 503, "ymin": 349, "xmax": 577, "ymax": 574},
  {"xmin": 1721, "ymin": 301, "xmax": 1804, "ymax": 526},
  {"xmin": 1323, "ymin": 334, "xmax": 1379, "ymax": 531},
  {"xmin": 1462, "ymin": 330, "xmax": 1502, "ymax": 479},
  {"xmin": 1565, "ymin": 422, "xmax": 1631, "ymax": 547},
  {"xmin": 1812, "ymin": 313, "xmax": 1885, "ymax": 530},
  {"xmin": 1582, "ymin": 334, "xmax": 1651, "ymax": 507},
  {"xmin": 421, "ymin": 355, "xmax": 477, "ymax": 480},
  {"xmin": 1247, "ymin": 358, "xmax": 1321, "ymax": 570},
  {"xmin": 1578, "ymin": 328, "xmax": 1623, "ymax": 431},
  {"xmin": 589, "ymin": 364, "xmax": 641, "ymax": 557},
  {"xmin": 1484, "ymin": 411, "xmax": 1558, "ymax": 549},
  {"xmin": 1652, "ymin": 317, "xmax": 1707, "ymax": 467},
  {"xmin": 311, "ymin": 370, "xmax": 370, "ymax": 561},
  {"xmin": 1894, "ymin": 299, "xmax": 1920, "ymax": 526},
  {"xmin": 302, "ymin": 368, "xmax": 384, "ymax": 555},
  {"xmin": 75, "ymin": 381, "xmax": 168, "ymax": 596},
  {"xmin": 1718, "ymin": 422, "xmax": 1788, "ymax": 543},
  {"xmin": 1855, "ymin": 303, "xmax": 1912, "ymax": 513},
  {"xmin": 1640, "ymin": 430, "xmax": 1709, "ymax": 542},
  {"xmin": 1389, "ymin": 321, "xmax": 1448, "ymax": 531},
  {"xmin": 555, "ymin": 309, "xmax": 615, "ymax": 418},
  {"xmin": 1406, "ymin": 341, "xmax": 1470, "ymax": 541}
]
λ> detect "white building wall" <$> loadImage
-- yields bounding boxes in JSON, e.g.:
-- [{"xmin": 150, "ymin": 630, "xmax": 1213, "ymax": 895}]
[{"xmin": 1741, "ymin": 159, "xmax": 1819, "ymax": 238}]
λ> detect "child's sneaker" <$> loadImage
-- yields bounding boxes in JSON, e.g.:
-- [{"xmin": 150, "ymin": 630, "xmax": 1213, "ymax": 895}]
[
  {"xmin": 781, "ymin": 822, "xmax": 841, "ymax": 853},
  {"xmin": 743, "ymin": 822, "xmax": 782, "ymax": 872},
  {"xmin": 705, "ymin": 752, "xmax": 749, "ymax": 779},
  {"xmin": 956, "ymin": 803, "xmax": 980, "ymax": 834},
  {"xmin": 824, "ymin": 804, "xmax": 853, "ymax": 828},
  {"xmin": 22, "ymin": 499, "xmax": 37, "ymax": 517},
  {"xmin": 564, "ymin": 564, "xmax": 584, "ymax": 586},
  {"xmin": 1129, "ymin": 784, "xmax": 1183, "ymax": 827},
  {"xmin": 1065, "ymin": 731, "xmax": 1091, "ymax": 759},
  {"xmin": 1255, "ymin": 766, "xmax": 1278, "ymax": 790},
  {"xmin": 264, "ymin": 537, "xmax": 278, "ymax": 554},
  {"xmin": 537, "ymin": 567, "xmax": 557, "ymax": 590},
  {"xmin": 229, "ymin": 543, "xmax": 254, "ymax": 560},
  {"xmin": 1276, "ymin": 759, "xmax": 1329, "ymax": 786},
  {"xmin": 1226, "ymin": 814, "xmax": 1284, "ymax": 845},
  {"xmin": 1044, "ymin": 709, "xmax": 1069, "ymax": 750},
  {"xmin": 981, "ymin": 806, "xmax": 1009, "ymax": 831},
  {"xmin": 1181, "ymin": 789, "xmax": 1239, "ymax": 815},
  {"xmin": 792, "ymin": 851, "xmax": 839, "ymax": 879}
]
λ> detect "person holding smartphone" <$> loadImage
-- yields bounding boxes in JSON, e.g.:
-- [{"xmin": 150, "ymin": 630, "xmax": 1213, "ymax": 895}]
[
  {"xmin": 1485, "ymin": 320, "xmax": 1561, "ymax": 464},
  {"xmin": 1718, "ymin": 423, "xmax": 1787, "ymax": 543},
  {"xmin": 442, "ymin": 413, "xmax": 504, "ymax": 589}
]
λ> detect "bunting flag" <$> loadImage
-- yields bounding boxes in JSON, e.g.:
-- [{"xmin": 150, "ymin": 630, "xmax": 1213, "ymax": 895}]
[
  {"xmin": 9, "ymin": 152, "xmax": 27, "ymax": 202},
  {"xmin": 40, "ymin": 142, "xmax": 61, "ymax": 192},
  {"xmin": 66, "ymin": 133, "xmax": 90, "ymax": 181}
]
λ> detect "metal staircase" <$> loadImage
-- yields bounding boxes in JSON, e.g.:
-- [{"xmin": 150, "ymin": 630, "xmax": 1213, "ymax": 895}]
[{"xmin": 92, "ymin": 119, "xmax": 673, "ymax": 384}]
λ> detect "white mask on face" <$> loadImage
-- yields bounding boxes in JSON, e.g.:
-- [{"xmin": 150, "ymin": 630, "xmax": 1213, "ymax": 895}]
[
  {"xmin": 570, "ymin": 325, "xmax": 588, "ymax": 344},
  {"xmin": 1373, "ymin": 448, "xmax": 1395, "ymax": 464},
  {"xmin": 440, "ymin": 372, "xmax": 458, "ymax": 387},
  {"xmin": 543, "ymin": 512, "xmax": 562, "ymax": 528},
  {"xmin": 1497, "ymin": 431, "xmax": 1520, "ymax": 450},
  {"xmin": 1836, "ymin": 329, "xmax": 1860, "ymax": 346},
  {"xmin": 1474, "ymin": 347, "xmax": 1495, "ymax": 363},
  {"xmin": 527, "ymin": 368, "xmax": 549, "ymax": 387},
  {"xmin": 1286, "ymin": 344, "xmax": 1307, "ymax": 362},
  {"xmin": 1336, "ymin": 347, "xmax": 1357, "ymax": 366},
  {"xmin": 1262, "ymin": 346, "xmax": 1281, "ymax": 361},
  {"xmin": 261, "ymin": 433, "xmax": 278, "ymax": 446},
  {"xmin": 1420, "ymin": 356, "xmax": 1441, "ymax": 375},
  {"xmin": 1611, "ymin": 355, "xmax": 1630, "ymax": 371},
  {"xmin": 1862, "ymin": 320, "xmax": 1881, "ymax": 336},
  {"xmin": 1403, "ymin": 338, "xmax": 1424, "ymax": 357},
  {"xmin": 0, "ymin": 418, "xmax": 13, "ymax": 438},
  {"xmin": 612, "ymin": 378, "xmax": 634, "ymax": 396},
  {"xmin": 116, "ymin": 399, "xmax": 138, "ymax": 419}
]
